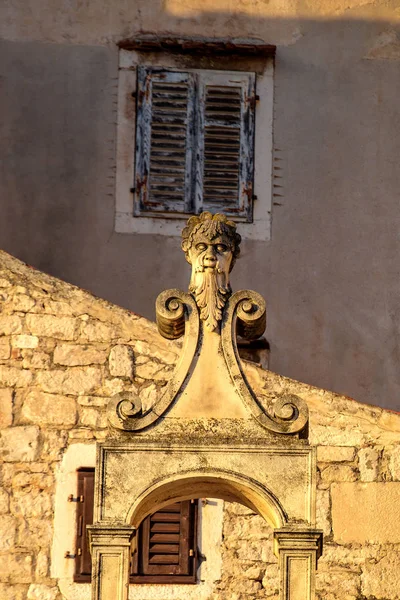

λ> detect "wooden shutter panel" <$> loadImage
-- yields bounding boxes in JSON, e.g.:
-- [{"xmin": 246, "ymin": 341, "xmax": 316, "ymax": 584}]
[
  {"xmin": 135, "ymin": 68, "xmax": 196, "ymax": 215},
  {"xmin": 196, "ymin": 71, "xmax": 256, "ymax": 221},
  {"xmin": 130, "ymin": 500, "xmax": 198, "ymax": 583},
  {"xmin": 74, "ymin": 468, "xmax": 95, "ymax": 583},
  {"xmin": 73, "ymin": 470, "xmax": 197, "ymax": 585}
]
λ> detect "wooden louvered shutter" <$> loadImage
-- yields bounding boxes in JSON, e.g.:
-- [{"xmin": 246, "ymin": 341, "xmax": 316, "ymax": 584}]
[
  {"xmin": 135, "ymin": 68, "xmax": 195, "ymax": 215},
  {"xmin": 130, "ymin": 500, "xmax": 198, "ymax": 583},
  {"xmin": 196, "ymin": 71, "xmax": 256, "ymax": 221},
  {"xmin": 74, "ymin": 468, "xmax": 95, "ymax": 583}
]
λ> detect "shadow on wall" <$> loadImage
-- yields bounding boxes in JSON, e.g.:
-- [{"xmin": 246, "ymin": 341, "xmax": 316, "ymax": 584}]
[{"xmin": 1, "ymin": 5, "xmax": 400, "ymax": 410}]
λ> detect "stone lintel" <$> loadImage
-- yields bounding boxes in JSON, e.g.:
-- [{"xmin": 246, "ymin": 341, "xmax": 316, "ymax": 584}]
[{"xmin": 117, "ymin": 35, "xmax": 276, "ymax": 57}]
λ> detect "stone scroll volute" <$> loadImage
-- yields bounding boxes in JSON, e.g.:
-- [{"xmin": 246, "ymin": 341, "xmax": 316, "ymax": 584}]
[{"xmin": 108, "ymin": 212, "xmax": 308, "ymax": 436}]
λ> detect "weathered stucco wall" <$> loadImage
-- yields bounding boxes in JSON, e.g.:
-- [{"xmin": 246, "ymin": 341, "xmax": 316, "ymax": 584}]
[
  {"xmin": 1, "ymin": 1, "xmax": 400, "ymax": 410},
  {"xmin": 1, "ymin": 252, "xmax": 400, "ymax": 600}
]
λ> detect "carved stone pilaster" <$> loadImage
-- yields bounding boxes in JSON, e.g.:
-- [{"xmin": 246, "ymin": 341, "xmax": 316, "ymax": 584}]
[
  {"xmin": 88, "ymin": 524, "xmax": 135, "ymax": 600},
  {"xmin": 273, "ymin": 528, "xmax": 323, "ymax": 600}
]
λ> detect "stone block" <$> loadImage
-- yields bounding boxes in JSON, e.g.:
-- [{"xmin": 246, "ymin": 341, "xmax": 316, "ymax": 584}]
[
  {"xmin": 358, "ymin": 447, "xmax": 380, "ymax": 482},
  {"xmin": 11, "ymin": 294, "xmax": 36, "ymax": 311},
  {"xmin": 389, "ymin": 444, "xmax": 400, "ymax": 480},
  {"xmin": 139, "ymin": 383, "xmax": 158, "ymax": 411},
  {"xmin": 22, "ymin": 351, "xmax": 50, "ymax": 369},
  {"xmin": 109, "ymin": 345, "xmax": 134, "ymax": 377},
  {"xmin": 225, "ymin": 502, "xmax": 256, "ymax": 517},
  {"xmin": 133, "ymin": 339, "xmax": 178, "ymax": 364},
  {"xmin": 235, "ymin": 539, "xmax": 264, "ymax": 562},
  {"xmin": 36, "ymin": 367, "xmax": 102, "ymax": 395},
  {"xmin": 317, "ymin": 446, "xmax": 355, "ymax": 463},
  {"xmin": 54, "ymin": 343, "xmax": 108, "ymax": 366},
  {"xmin": 26, "ymin": 314, "xmax": 76, "ymax": 340},
  {"xmin": 0, "ymin": 388, "xmax": 13, "ymax": 428},
  {"xmin": 316, "ymin": 569, "xmax": 360, "ymax": 600},
  {"xmin": 35, "ymin": 550, "xmax": 49, "ymax": 579},
  {"xmin": 0, "ymin": 426, "xmax": 40, "ymax": 461},
  {"xmin": 316, "ymin": 488, "xmax": 331, "ymax": 536},
  {"xmin": 12, "ymin": 488, "xmax": 52, "ymax": 518},
  {"xmin": 17, "ymin": 517, "xmax": 53, "ymax": 549},
  {"xmin": 68, "ymin": 428, "xmax": 94, "ymax": 440},
  {"xmin": 11, "ymin": 335, "xmax": 39, "ymax": 349},
  {"xmin": 80, "ymin": 407, "xmax": 105, "ymax": 428},
  {"xmin": 261, "ymin": 563, "xmax": 280, "ymax": 595},
  {"xmin": 0, "ymin": 584, "xmax": 29, "ymax": 600},
  {"xmin": 0, "ymin": 515, "xmax": 16, "ymax": 549},
  {"xmin": 224, "ymin": 514, "xmax": 272, "ymax": 540},
  {"xmin": 261, "ymin": 540, "xmax": 277, "ymax": 564},
  {"xmin": 102, "ymin": 377, "xmax": 125, "ymax": 396},
  {"xmin": 78, "ymin": 395, "xmax": 109, "ymax": 407},
  {"xmin": 0, "ymin": 316, "xmax": 22, "ymax": 335},
  {"xmin": 242, "ymin": 564, "xmax": 264, "ymax": 580},
  {"xmin": 0, "ymin": 553, "xmax": 33, "ymax": 583},
  {"xmin": 320, "ymin": 465, "xmax": 357, "ymax": 485},
  {"xmin": 81, "ymin": 320, "xmax": 114, "ymax": 342},
  {"xmin": 0, "ymin": 488, "xmax": 10, "ymax": 513},
  {"xmin": 0, "ymin": 337, "xmax": 11, "ymax": 359},
  {"xmin": 38, "ymin": 300, "xmax": 74, "ymax": 316},
  {"xmin": 40, "ymin": 430, "xmax": 68, "ymax": 461},
  {"xmin": 12, "ymin": 470, "xmax": 53, "ymax": 489},
  {"xmin": 0, "ymin": 366, "xmax": 33, "ymax": 387},
  {"xmin": 27, "ymin": 584, "xmax": 59, "ymax": 600},
  {"xmin": 361, "ymin": 550, "xmax": 400, "ymax": 599},
  {"xmin": 135, "ymin": 360, "xmax": 171, "ymax": 380},
  {"xmin": 21, "ymin": 390, "xmax": 77, "ymax": 427},
  {"xmin": 317, "ymin": 544, "xmax": 369, "ymax": 573},
  {"xmin": 332, "ymin": 482, "xmax": 400, "ymax": 543}
]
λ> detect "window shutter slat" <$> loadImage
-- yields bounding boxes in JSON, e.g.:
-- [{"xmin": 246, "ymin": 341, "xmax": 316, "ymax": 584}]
[
  {"xmin": 196, "ymin": 71, "xmax": 256, "ymax": 221},
  {"xmin": 135, "ymin": 68, "xmax": 195, "ymax": 215},
  {"xmin": 74, "ymin": 468, "xmax": 95, "ymax": 583}
]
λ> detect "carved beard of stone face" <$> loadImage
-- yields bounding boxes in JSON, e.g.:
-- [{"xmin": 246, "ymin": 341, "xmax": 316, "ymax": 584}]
[{"xmin": 188, "ymin": 235, "xmax": 233, "ymax": 332}]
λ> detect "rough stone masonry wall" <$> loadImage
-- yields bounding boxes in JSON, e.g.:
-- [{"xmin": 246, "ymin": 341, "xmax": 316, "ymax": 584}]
[
  {"xmin": 0, "ymin": 250, "xmax": 180, "ymax": 600},
  {"xmin": 1, "ymin": 249, "xmax": 400, "ymax": 600},
  {"xmin": 216, "ymin": 363, "xmax": 400, "ymax": 600}
]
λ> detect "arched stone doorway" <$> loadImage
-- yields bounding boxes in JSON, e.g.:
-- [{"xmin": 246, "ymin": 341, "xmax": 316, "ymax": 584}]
[
  {"xmin": 89, "ymin": 455, "xmax": 321, "ymax": 600},
  {"xmin": 88, "ymin": 213, "xmax": 322, "ymax": 600}
]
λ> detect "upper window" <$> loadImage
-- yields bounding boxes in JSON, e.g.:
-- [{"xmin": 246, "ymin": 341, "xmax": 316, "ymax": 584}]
[
  {"xmin": 115, "ymin": 38, "xmax": 275, "ymax": 241},
  {"xmin": 135, "ymin": 67, "xmax": 256, "ymax": 221}
]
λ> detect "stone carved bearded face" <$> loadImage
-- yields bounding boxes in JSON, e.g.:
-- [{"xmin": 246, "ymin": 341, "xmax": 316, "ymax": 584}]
[{"xmin": 182, "ymin": 212, "xmax": 241, "ymax": 332}]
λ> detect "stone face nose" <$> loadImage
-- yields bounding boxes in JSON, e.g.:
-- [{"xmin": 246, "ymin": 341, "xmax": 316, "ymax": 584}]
[
  {"xmin": 203, "ymin": 256, "xmax": 217, "ymax": 268},
  {"xmin": 204, "ymin": 246, "xmax": 217, "ymax": 266}
]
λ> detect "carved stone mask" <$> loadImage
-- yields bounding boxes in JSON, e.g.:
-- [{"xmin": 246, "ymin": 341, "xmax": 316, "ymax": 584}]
[{"xmin": 181, "ymin": 212, "xmax": 241, "ymax": 332}]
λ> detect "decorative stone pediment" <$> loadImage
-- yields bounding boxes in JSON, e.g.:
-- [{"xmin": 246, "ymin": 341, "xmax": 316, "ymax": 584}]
[
  {"xmin": 108, "ymin": 212, "xmax": 308, "ymax": 438},
  {"xmin": 95, "ymin": 213, "xmax": 321, "ymax": 600}
]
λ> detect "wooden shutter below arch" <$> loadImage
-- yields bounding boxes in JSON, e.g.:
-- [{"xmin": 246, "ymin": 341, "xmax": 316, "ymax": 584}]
[
  {"xmin": 130, "ymin": 500, "xmax": 198, "ymax": 583},
  {"xmin": 73, "ymin": 469, "xmax": 198, "ymax": 584}
]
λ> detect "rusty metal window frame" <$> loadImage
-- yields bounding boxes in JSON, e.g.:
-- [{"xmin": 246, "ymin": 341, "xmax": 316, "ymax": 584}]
[{"xmin": 134, "ymin": 66, "xmax": 256, "ymax": 222}]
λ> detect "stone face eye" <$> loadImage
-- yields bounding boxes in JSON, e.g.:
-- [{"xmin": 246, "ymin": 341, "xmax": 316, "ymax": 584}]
[
  {"xmin": 196, "ymin": 243, "xmax": 207, "ymax": 252},
  {"xmin": 216, "ymin": 244, "xmax": 228, "ymax": 253}
]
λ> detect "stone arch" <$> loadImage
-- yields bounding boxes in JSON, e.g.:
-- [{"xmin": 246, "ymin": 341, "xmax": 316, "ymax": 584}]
[{"xmin": 126, "ymin": 469, "xmax": 288, "ymax": 530}]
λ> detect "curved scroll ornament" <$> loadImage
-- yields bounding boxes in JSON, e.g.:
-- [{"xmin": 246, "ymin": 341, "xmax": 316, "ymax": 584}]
[
  {"xmin": 221, "ymin": 290, "xmax": 309, "ymax": 435},
  {"xmin": 108, "ymin": 290, "xmax": 199, "ymax": 431}
]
